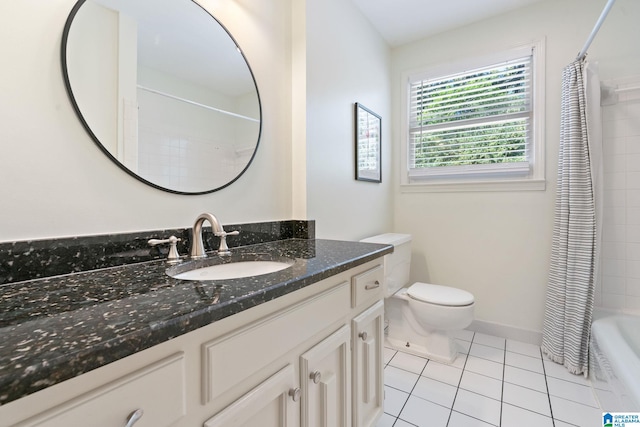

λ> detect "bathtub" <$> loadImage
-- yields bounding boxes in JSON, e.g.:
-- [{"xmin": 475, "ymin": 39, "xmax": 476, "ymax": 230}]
[{"xmin": 589, "ymin": 311, "xmax": 640, "ymax": 411}]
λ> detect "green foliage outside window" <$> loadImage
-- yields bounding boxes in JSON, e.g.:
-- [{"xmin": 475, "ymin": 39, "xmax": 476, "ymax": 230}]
[{"xmin": 410, "ymin": 62, "xmax": 530, "ymax": 168}]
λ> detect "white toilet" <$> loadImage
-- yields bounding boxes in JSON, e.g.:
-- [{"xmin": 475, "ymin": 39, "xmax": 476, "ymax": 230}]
[{"xmin": 361, "ymin": 233, "xmax": 475, "ymax": 364}]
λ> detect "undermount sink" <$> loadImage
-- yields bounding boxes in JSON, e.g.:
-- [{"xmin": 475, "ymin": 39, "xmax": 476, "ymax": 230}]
[{"xmin": 167, "ymin": 255, "xmax": 295, "ymax": 281}]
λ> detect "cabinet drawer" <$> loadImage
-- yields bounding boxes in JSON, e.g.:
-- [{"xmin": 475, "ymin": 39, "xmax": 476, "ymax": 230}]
[
  {"xmin": 202, "ymin": 282, "xmax": 350, "ymax": 404},
  {"xmin": 20, "ymin": 353, "xmax": 186, "ymax": 427},
  {"xmin": 351, "ymin": 264, "xmax": 384, "ymax": 308}
]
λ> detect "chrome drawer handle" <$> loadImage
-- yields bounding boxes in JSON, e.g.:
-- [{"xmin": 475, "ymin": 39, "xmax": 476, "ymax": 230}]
[
  {"xmin": 359, "ymin": 331, "xmax": 368, "ymax": 341},
  {"xmin": 124, "ymin": 409, "xmax": 144, "ymax": 427},
  {"xmin": 310, "ymin": 370, "xmax": 322, "ymax": 384},
  {"xmin": 289, "ymin": 387, "xmax": 301, "ymax": 402},
  {"xmin": 365, "ymin": 280, "xmax": 380, "ymax": 290}
]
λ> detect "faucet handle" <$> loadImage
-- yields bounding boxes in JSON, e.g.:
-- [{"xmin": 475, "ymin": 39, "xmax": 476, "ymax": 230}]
[
  {"xmin": 214, "ymin": 230, "xmax": 240, "ymax": 237},
  {"xmin": 148, "ymin": 235, "xmax": 181, "ymax": 263},
  {"xmin": 214, "ymin": 230, "xmax": 239, "ymax": 256}
]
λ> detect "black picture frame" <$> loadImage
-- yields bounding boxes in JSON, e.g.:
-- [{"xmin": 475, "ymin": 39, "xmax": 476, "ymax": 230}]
[{"xmin": 354, "ymin": 103, "xmax": 382, "ymax": 183}]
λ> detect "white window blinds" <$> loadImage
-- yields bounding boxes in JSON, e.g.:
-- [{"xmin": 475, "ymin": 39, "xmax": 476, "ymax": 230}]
[{"xmin": 408, "ymin": 54, "xmax": 533, "ymax": 179}]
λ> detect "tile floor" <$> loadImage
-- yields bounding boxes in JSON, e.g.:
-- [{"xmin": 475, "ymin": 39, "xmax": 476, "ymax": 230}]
[{"xmin": 377, "ymin": 330, "xmax": 603, "ymax": 427}]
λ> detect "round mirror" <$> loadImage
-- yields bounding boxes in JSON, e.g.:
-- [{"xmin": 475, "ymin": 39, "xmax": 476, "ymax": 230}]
[{"xmin": 62, "ymin": 0, "xmax": 262, "ymax": 194}]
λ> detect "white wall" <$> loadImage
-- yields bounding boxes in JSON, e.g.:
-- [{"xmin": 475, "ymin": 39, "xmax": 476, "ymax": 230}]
[
  {"xmin": 0, "ymin": 0, "xmax": 294, "ymax": 242},
  {"xmin": 391, "ymin": 0, "xmax": 640, "ymax": 336},
  {"xmin": 305, "ymin": 0, "xmax": 393, "ymax": 240}
]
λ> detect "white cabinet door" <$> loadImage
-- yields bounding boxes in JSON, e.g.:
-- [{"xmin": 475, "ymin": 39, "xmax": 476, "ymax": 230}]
[
  {"xmin": 204, "ymin": 364, "xmax": 300, "ymax": 427},
  {"xmin": 352, "ymin": 301, "xmax": 384, "ymax": 427},
  {"xmin": 300, "ymin": 325, "xmax": 351, "ymax": 427}
]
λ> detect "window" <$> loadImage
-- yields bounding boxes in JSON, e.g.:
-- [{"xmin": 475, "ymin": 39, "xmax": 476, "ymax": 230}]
[{"xmin": 401, "ymin": 41, "xmax": 545, "ymax": 191}]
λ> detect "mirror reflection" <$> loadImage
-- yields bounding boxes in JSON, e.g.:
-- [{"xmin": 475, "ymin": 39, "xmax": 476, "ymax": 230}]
[{"xmin": 62, "ymin": 0, "xmax": 262, "ymax": 194}]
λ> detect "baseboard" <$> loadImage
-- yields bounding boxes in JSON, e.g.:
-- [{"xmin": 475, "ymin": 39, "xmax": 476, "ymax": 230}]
[{"xmin": 468, "ymin": 319, "xmax": 542, "ymax": 346}]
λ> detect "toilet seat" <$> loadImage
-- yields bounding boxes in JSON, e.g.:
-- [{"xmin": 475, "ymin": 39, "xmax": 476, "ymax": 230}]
[{"xmin": 407, "ymin": 282, "xmax": 474, "ymax": 307}]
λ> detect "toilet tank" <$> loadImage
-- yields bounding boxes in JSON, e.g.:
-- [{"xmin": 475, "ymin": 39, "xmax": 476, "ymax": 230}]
[{"xmin": 360, "ymin": 233, "xmax": 412, "ymax": 296}]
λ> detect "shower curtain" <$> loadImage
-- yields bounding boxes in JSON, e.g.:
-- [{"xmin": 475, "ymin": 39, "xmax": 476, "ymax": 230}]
[{"xmin": 541, "ymin": 59, "xmax": 602, "ymax": 376}]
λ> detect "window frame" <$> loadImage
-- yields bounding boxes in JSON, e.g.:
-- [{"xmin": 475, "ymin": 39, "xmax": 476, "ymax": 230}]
[{"xmin": 399, "ymin": 40, "xmax": 546, "ymax": 192}]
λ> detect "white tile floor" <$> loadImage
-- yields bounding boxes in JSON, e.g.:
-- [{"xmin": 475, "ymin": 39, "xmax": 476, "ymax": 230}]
[{"xmin": 377, "ymin": 330, "xmax": 603, "ymax": 427}]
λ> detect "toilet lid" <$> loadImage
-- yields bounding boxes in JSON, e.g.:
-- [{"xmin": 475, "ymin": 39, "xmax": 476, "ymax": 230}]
[{"xmin": 407, "ymin": 282, "xmax": 474, "ymax": 306}]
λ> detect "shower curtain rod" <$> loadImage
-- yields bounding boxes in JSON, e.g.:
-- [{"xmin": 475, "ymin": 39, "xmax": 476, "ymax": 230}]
[
  {"xmin": 600, "ymin": 84, "xmax": 640, "ymax": 106},
  {"xmin": 576, "ymin": 0, "xmax": 617, "ymax": 61},
  {"xmin": 137, "ymin": 85, "xmax": 260, "ymax": 123},
  {"xmin": 614, "ymin": 85, "xmax": 640, "ymax": 93}
]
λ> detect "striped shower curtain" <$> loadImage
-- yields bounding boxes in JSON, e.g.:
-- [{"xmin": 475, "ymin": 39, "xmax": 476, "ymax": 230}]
[{"xmin": 542, "ymin": 59, "xmax": 599, "ymax": 376}]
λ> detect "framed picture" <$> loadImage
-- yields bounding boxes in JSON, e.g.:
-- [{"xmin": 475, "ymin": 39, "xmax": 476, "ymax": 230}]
[{"xmin": 354, "ymin": 103, "xmax": 381, "ymax": 183}]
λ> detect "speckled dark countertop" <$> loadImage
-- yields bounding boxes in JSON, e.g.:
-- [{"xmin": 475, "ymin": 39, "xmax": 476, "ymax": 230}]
[{"xmin": 0, "ymin": 238, "xmax": 391, "ymax": 406}]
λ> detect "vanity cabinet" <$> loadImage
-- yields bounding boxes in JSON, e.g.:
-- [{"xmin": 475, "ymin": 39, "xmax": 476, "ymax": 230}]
[
  {"xmin": 202, "ymin": 262, "xmax": 384, "ymax": 427},
  {"xmin": 3, "ymin": 260, "xmax": 385, "ymax": 427},
  {"xmin": 200, "ymin": 280, "xmax": 351, "ymax": 407}
]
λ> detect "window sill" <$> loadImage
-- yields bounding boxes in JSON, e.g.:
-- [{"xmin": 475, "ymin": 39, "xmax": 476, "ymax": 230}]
[{"xmin": 400, "ymin": 178, "xmax": 546, "ymax": 193}]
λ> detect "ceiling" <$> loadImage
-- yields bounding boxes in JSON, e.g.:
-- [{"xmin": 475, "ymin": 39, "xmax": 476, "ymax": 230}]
[{"xmin": 351, "ymin": 0, "xmax": 548, "ymax": 47}]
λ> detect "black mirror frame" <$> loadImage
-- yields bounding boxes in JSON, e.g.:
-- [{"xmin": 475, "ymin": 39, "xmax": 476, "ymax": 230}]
[{"xmin": 61, "ymin": 0, "xmax": 262, "ymax": 195}]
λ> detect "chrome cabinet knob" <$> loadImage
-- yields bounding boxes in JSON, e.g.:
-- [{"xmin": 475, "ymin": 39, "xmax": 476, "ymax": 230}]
[
  {"xmin": 289, "ymin": 387, "xmax": 301, "ymax": 402},
  {"xmin": 124, "ymin": 409, "xmax": 144, "ymax": 427},
  {"xmin": 310, "ymin": 370, "xmax": 322, "ymax": 384},
  {"xmin": 359, "ymin": 331, "xmax": 368, "ymax": 341}
]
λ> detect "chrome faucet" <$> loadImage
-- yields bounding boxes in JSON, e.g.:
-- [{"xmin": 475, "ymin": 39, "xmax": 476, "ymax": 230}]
[{"xmin": 190, "ymin": 213, "xmax": 239, "ymax": 258}]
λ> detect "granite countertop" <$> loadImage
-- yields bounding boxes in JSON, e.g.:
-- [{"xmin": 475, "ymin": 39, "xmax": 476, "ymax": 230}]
[{"xmin": 0, "ymin": 238, "xmax": 392, "ymax": 406}]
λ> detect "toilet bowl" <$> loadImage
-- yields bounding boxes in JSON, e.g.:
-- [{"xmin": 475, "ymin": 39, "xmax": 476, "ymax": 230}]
[
  {"xmin": 360, "ymin": 233, "xmax": 475, "ymax": 364},
  {"xmin": 386, "ymin": 284, "xmax": 474, "ymax": 363}
]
